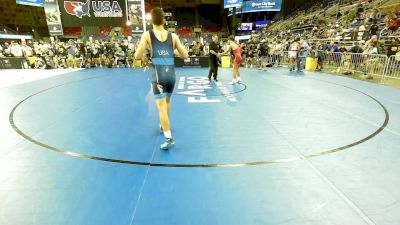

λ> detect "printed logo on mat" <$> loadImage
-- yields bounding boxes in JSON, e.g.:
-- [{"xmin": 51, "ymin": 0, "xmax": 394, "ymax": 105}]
[{"xmin": 177, "ymin": 76, "xmax": 238, "ymax": 104}]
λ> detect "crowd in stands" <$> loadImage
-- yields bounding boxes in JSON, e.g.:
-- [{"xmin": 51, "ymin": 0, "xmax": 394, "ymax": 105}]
[
  {"xmin": 236, "ymin": 0, "xmax": 400, "ymax": 70},
  {"xmin": 0, "ymin": 37, "xmax": 217, "ymax": 69},
  {"xmin": 1, "ymin": 39, "xmax": 141, "ymax": 69}
]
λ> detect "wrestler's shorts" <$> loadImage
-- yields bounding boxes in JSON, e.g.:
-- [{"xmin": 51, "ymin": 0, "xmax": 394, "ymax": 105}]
[{"xmin": 151, "ymin": 65, "xmax": 176, "ymax": 99}]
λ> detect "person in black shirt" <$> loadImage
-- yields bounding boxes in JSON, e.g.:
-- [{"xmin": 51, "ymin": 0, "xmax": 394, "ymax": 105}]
[
  {"xmin": 208, "ymin": 35, "xmax": 220, "ymax": 82},
  {"xmin": 120, "ymin": 39, "xmax": 128, "ymax": 53},
  {"xmin": 105, "ymin": 40, "xmax": 115, "ymax": 67},
  {"xmin": 77, "ymin": 40, "xmax": 86, "ymax": 56},
  {"xmin": 105, "ymin": 40, "xmax": 115, "ymax": 57},
  {"xmin": 350, "ymin": 41, "xmax": 364, "ymax": 53},
  {"xmin": 336, "ymin": 11, "xmax": 342, "ymax": 19},
  {"xmin": 369, "ymin": 22, "xmax": 379, "ymax": 37},
  {"xmin": 346, "ymin": 41, "xmax": 364, "ymax": 74},
  {"xmin": 356, "ymin": 4, "xmax": 363, "ymax": 18},
  {"xmin": 258, "ymin": 40, "xmax": 269, "ymax": 70}
]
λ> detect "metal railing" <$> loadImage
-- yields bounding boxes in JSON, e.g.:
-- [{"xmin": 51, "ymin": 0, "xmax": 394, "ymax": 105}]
[
  {"xmin": 254, "ymin": 51, "xmax": 398, "ymax": 85},
  {"xmin": 318, "ymin": 52, "xmax": 344, "ymax": 72},
  {"xmin": 342, "ymin": 53, "xmax": 388, "ymax": 79},
  {"xmin": 383, "ymin": 55, "xmax": 400, "ymax": 82}
]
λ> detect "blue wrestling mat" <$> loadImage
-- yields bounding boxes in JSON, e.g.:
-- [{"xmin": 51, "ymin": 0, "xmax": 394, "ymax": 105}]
[{"xmin": 1, "ymin": 67, "xmax": 400, "ymax": 225}]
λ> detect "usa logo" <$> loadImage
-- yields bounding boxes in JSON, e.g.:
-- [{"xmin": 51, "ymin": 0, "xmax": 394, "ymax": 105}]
[
  {"xmin": 158, "ymin": 50, "xmax": 170, "ymax": 56},
  {"xmin": 64, "ymin": 0, "xmax": 91, "ymax": 19}
]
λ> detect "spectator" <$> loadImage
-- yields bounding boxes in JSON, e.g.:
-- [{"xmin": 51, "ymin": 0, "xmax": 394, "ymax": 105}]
[
  {"xmin": 365, "ymin": 35, "xmax": 382, "ymax": 54},
  {"xmin": 21, "ymin": 41, "xmax": 33, "ymax": 57},
  {"xmin": 297, "ymin": 38, "xmax": 310, "ymax": 71},
  {"xmin": 363, "ymin": 42, "xmax": 378, "ymax": 55},
  {"xmin": 387, "ymin": 14, "xmax": 399, "ymax": 34},
  {"xmin": 275, "ymin": 41, "xmax": 283, "ymax": 66},
  {"xmin": 33, "ymin": 41, "xmax": 42, "ymax": 56},
  {"xmin": 268, "ymin": 40, "xmax": 275, "ymax": 66},
  {"xmin": 114, "ymin": 47, "xmax": 125, "ymax": 68},
  {"xmin": 192, "ymin": 42, "xmax": 200, "ymax": 56},
  {"xmin": 339, "ymin": 45, "xmax": 347, "ymax": 53},
  {"xmin": 77, "ymin": 39, "xmax": 85, "ymax": 54},
  {"xmin": 128, "ymin": 40, "xmax": 135, "ymax": 51},
  {"xmin": 362, "ymin": 42, "xmax": 378, "ymax": 79},
  {"xmin": 369, "ymin": 21, "xmax": 379, "ymax": 37},
  {"xmin": 21, "ymin": 41, "xmax": 35, "ymax": 68},
  {"xmin": 3, "ymin": 42, "xmax": 10, "ymax": 52},
  {"xmin": 356, "ymin": 3, "xmax": 364, "ymax": 18},
  {"xmin": 66, "ymin": 40, "xmax": 78, "ymax": 68},
  {"xmin": 3, "ymin": 48, "xmax": 14, "ymax": 57},
  {"xmin": 126, "ymin": 47, "xmax": 135, "ymax": 68},
  {"xmin": 92, "ymin": 41, "xmax": 102, "ymax": 67},
  {"xmin": 203, "ymin": 42, "xmax": 209, "ymax": 56},
  {"xmin": 120, "ymin": 39, "xmax": 128, "ymax": 53},
  {"xmin": 350, "ymin": 41, "xmax": 364, "ymax": 53},
  {"xmin": 312, "ymin": 26, "xmax": 318, "ymax": 34},
  {"xmin": 387, "ymin": 38, "xmax": 400, "ymax": 57},
  {"xmin": 329, "ymin": 41, "xmax": 340, "ymax": 53},
  {"xmin": 10, "ymin": 41, "xmax": 23, "ymax": 57},
  {"xmin": 74, "ymin": 45, "xmax": 84, "ymax": 68},
  {"xmin": 308, "ymin": 42, "xmax": 318, "ymax": 58},
  {"xmin": 288, "ymin": 38, "xmax": 300, "ymax": 72},
  {"xmin": 258, "ymin": 39, "xmax": 269, "ymax": 70},
  {"xmin": 359, "ymin": 23, "xmax": 366, "ymax": 32},
  {"xmin": 184, "ymin": 41, "xmax": 190, "ymax": 52}
]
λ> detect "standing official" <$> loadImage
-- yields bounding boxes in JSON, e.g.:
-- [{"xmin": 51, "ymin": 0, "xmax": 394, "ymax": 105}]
[{"xmin": 208, "ymin": 35, "xmax": 221, "ymax": 83}]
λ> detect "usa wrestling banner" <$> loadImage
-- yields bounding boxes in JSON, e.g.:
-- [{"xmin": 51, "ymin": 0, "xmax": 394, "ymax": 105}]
[
  {"xmin": 58, "ymin": 0, "xmax": 128, "ymax": 27},
  {"xmin": 44, "ymin": 0, "xmax": 64, "ymax": 36},
  {"xmin": 128, "ymin": 0, "xmax": 146, "ymax": 33}
]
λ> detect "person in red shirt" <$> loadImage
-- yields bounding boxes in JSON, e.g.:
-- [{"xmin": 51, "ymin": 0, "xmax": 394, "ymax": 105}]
[{"xmin": 388, "ymin": 14, "xmax": 399, "ymax": 34}]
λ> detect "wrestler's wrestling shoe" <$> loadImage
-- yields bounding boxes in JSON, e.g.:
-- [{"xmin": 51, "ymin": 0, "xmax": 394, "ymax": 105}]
[
  {"xmin": 229, "ymin": 78, "xmax": 238, "ymax": 85},
  {"xmin": 160, "ymin": 138, "xmax": 175, "ymax": 150}
]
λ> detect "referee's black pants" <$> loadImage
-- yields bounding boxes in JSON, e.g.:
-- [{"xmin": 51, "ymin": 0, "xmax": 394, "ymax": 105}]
[{"xmin": 208, "ymin": 58, "xmax": 218, "ymax": 80}]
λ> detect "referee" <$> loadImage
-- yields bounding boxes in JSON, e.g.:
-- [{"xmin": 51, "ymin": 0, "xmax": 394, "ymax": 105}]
[{"xmin": 208, "ymin": 35, "xmax": 220, "ymax": 83}]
